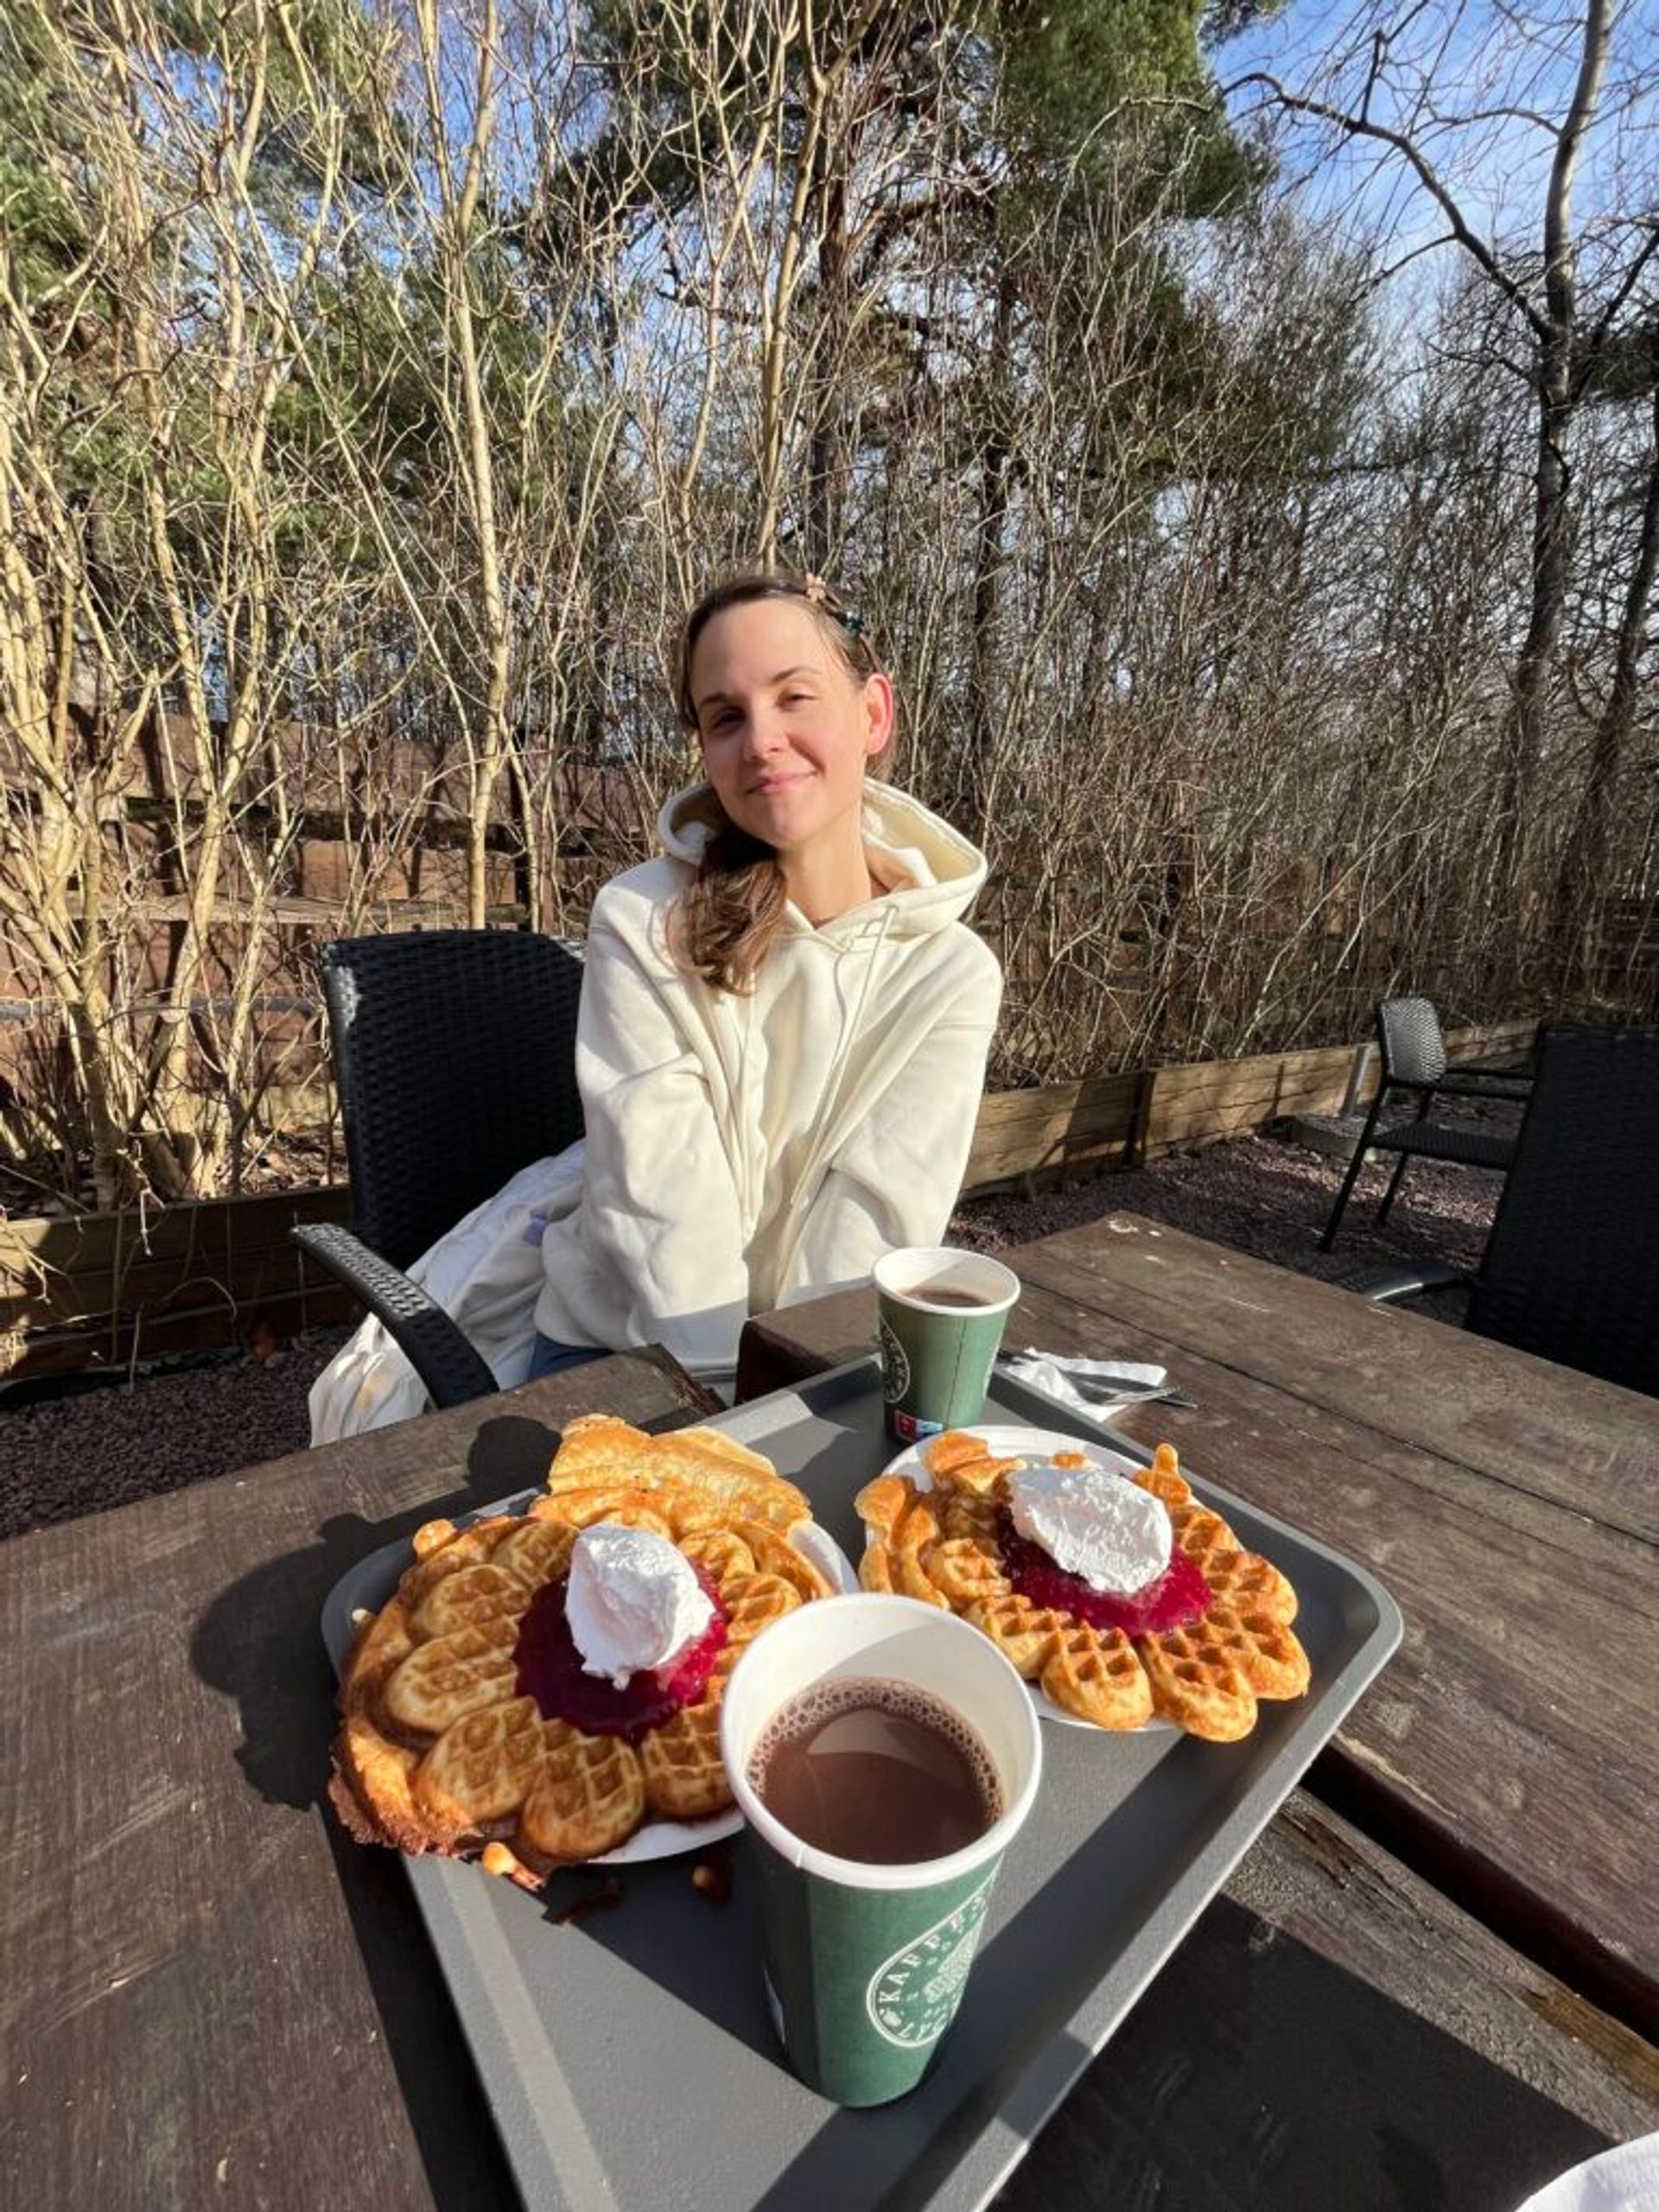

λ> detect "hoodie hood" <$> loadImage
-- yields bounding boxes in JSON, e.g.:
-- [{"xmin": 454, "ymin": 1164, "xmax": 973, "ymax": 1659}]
[{"xmin": 656, "ymin": 779, "xmax": 988, "ymax": 941}]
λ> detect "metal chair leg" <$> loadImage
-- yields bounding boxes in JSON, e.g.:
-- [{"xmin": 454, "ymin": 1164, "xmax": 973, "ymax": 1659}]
[
  {"xmin": 1378, "ymin": 1085, "xmax": 1433, "ymax": 1225},
  {"xmin": 1377, "ymin": 1150, "xmax": 1412, "ymax": 1224},
  {"xmin": 1320, "ymin": 1096, "xmax": 1385, "ymax": 1251}
]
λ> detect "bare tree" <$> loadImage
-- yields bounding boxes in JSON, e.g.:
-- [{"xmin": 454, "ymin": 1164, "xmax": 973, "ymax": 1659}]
[{"xmin": 1232, "ymin": 0, "xmax": 1659, "ymax": 898}]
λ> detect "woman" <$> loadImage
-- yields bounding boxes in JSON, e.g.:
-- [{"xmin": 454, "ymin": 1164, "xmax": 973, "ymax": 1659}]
[{"xmin": 309, "ymin": 570, "xmax": 1001, "ymax": 1441}]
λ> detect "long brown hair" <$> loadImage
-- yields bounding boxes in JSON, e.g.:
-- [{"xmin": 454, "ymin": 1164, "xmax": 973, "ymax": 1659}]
[{"xmin": 671, "ymin": 569, "xmax": 886, "ymax": 995}]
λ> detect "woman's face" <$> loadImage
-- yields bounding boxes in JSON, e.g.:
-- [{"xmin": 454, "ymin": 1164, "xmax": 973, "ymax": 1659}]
[{"xmin": 689, "ymin": 598, "xmax": 893, "ymax": 860}]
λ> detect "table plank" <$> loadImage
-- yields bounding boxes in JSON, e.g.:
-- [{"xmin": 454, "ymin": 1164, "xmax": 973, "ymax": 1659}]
[
  {"xmin": 737, "ymin": 1236, "xmax": 1659, "ymax": 2044},
  {"xmin": 1019, "ymin": 1216, "xmax": 1659, "ymax": 1545},
  {"xmin": 0, "ymin": 1351, "xmax": 714, "ymax": 2212}
]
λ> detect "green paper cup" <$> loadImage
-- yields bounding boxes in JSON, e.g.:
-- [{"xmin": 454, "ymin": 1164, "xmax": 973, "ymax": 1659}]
[
  {"xmin": 873, "ymin": 1246, "xmax": 1021, "ymax": 1444},
  {"xmin": 721, "ymin": 1593, "xmax": 1043, "ymax": 2107}
]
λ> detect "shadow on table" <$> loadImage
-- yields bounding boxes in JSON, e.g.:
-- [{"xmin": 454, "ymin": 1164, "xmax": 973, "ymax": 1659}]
[
  {"xmin": 189, "ymin": 1411, "xmax": 569, "ymax": 1809},
  {"xmin": 739, "ymin": 1886, "xmax": 1617, "ymax": 2212},
  {"xmin": 990, "ymin": 1889, "xmax": 1613, "ymax": 2212},
  {"xmin": 188, "ymin": 1410, "xmax": 573, "ymax": 2212},
  {"xmin": 537, "ymin": 1835, "xmax": 1618, "ymax": 2212}
]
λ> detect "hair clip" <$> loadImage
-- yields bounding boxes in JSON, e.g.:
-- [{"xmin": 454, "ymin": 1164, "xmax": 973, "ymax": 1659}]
[{"xmin": 802, "ymin": 573, "xmax": 830, "ymax": 606}]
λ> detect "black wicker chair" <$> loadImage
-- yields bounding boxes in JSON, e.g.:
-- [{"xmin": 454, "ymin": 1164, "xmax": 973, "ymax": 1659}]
[
  {"xmin": 1337, "ymin": 1025, "xmax": 1659, "ymax": 1398},
  {"xmin": 1319, "ymin": 995, "xmax": 1527, "ymax": 1252},
  {"xmin": 292, "ymin": 930, "xmax": 585, "ymax": 1409}
]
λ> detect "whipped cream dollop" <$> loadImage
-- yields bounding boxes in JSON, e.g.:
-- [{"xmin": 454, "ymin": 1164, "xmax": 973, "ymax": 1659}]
[
  {"xmin": 565, "ymin": 1524, "xmax": 715, "ymax": 1688},
  {"xmin": 1006, "ymin": 1463, "xmax": 1173, "ymax": 1595}
]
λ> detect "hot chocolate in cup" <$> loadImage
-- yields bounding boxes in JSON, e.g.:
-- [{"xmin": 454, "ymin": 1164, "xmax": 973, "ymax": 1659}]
[
  {"xmin": 721, "ymin": 1592, "xmax": 1042, "ymax": 2107},
  {"xmin": 873, "ymin": 1246, "xmax": 1020, "ymax": 1443}
]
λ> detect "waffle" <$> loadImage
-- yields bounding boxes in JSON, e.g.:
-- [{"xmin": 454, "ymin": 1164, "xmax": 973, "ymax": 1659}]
[
  {"xmin": 888, "ymin": 1490, "xmax": 952, "ymax": 1608},
  {"xmin": 331, "ymin": 1424, "xmax": 835, "ymax": 1880},
  {"xmin": 963, "ymin": 1590, "xmax": 1069, "ymax": 1675},
  {"xmin": 731, "ymin": 1518, "xmax": 832, "ymax": 1602},
  {"xmin": 529, "ymin": 1485, "xmax": 677, "ymax": 1537},
  {"xmin": 677, "ymin": 1529, "xmax": 754, "ymax": 1589},
  {"xmin": 855, "ymin": 1435, "xmax": 1308, "ymax": 1741},
  {"xmin": 1173, "ymin": 1503, "xmax": 1298, "ymax": 1624},
  {"xmin": 546, "ymin": 1415, "xmax": 811, "ymax": 1534},
  {"xmin": 399, "ymin": 1516, "xmax": 521, "ymax": 1611},
  {"xmin": 521, "ymin": 1722, "xmax": 648, "ymax": 1860},
  {"xmin": 720, "ymin": 1572, "xmax": 802, "ymax": 1645},
  {"xmin": 853, "ymin": 1474, "xmax": 911, "ymax": 1540},
  {"xmin": 637, "ymin": 1651, "xmax": 741, "ymax": 1821},
  {"xmin": 925, "ymin": 1431, "xmax": 1022, "ymax": 1496},
  {"xmin": 922, "ymin": 1530, "xmax": 1010, "ymax": 1607},
  {"xmin": 1040, "ymin": 1619, "xmax": 1154, "ymax": 1730},
  {"xmin": 859, "ymin": 1541, "xmax": 897, "ymax": 1593}
]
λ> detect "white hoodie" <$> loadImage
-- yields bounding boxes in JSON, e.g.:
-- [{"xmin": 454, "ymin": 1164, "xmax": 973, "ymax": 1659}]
[
  {"xmin": 531, "ymin": 779, "xmax": 1002, "ymax": 1373},
  {"xmin": 308, "ymin": 780, "xmax": 1000, "ymax": 1441}
]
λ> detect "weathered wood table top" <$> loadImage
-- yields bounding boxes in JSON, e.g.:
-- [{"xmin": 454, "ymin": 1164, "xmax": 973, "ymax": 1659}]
[
  {"xmin": 739, "ymin": 1212, "xmax": 1659, "ymax": 2049},
  {"xmin": 5, "ymin": 1288, "xmax": 1656, "ymax": 2212}
]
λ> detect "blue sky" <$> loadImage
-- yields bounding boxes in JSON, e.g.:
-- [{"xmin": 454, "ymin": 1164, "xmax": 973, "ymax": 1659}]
[{"xmin": 1215, "ymin": 0, "xmax": 1659, "ymax": 288}]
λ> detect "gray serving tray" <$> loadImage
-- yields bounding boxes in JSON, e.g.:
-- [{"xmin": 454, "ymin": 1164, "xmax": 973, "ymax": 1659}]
[{"xmin": 321, "ymin": 1360, "xmax": 1402, "ymax": 2212}]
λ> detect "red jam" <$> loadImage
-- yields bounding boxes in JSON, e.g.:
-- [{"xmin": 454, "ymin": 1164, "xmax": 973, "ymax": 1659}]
[
  {"xmin": 512, "ymin": 1566, "xmax": 728, "ymax": 1742},
  {"xmin": 997, "ymin": 1510, "xmax": 1211, "ymax": 1637}
]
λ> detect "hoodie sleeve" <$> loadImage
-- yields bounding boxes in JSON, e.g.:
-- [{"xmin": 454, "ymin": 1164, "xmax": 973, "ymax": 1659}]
[
  {"xmin": 550, "ymin": 887, "xmax": 753, "ymax": 1372},
  {"xmin": 777, "ymin": 940, "xmax": 1001, "ymax": 1302}
]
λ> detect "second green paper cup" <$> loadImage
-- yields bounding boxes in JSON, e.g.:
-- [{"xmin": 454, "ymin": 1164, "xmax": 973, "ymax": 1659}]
[{"xmin": 872, "ymin": 1246, "xmax": 1020, "ymax": 1443}]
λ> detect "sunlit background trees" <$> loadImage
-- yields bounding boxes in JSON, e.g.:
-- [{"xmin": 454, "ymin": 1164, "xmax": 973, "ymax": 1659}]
[{"xmin": 2, "ymin": 0, "xmax": 1655, "ymax": 1205}]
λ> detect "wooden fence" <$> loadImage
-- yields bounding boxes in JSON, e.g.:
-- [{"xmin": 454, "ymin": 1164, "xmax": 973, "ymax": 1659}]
[{"xmin": 0, "ymin": 1018, "xmax": 1538, "ymax": 1382}]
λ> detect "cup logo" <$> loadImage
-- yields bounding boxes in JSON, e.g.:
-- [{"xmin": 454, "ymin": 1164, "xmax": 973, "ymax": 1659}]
[
  {"xmin": 864, "ymin": 1874, "xmax": 995, "ymax": 2049},
  {"xmin": 878, "ymin": 1316, "xmax": 910, "ymax": 1405}
]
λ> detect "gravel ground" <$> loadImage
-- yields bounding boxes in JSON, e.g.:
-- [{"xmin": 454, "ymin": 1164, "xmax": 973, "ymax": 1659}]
[{"xmin": 0, "ymin": 1110, "xmax": 1518, "ymax": 1543}]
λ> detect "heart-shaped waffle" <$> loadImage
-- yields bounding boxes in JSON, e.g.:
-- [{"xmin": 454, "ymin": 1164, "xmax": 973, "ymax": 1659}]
[
  {"xmin": 1039, "ymin": 1618, "xmax": 1154, "ymax": 1732},
  {"xmin": 521, "ymin": 1722, "xmax": 648, "ymax": 1860},
  {"xmin": 331, "ymin": 1421, "xmax": 836, "ymax": 1882},
  {"xmin": 720, "ymin": 1571, "xmax": 803, "ymax": 1646},
  {"xmin": 963, "ymin": 1589, "xmax": 1070, "ymax": 1675},
  {"xmin": 855, "ymin": 1433, "xmax": 1309, "ymax": 1741},
  {"xmin": 637, "ymin": 1651, "xmax": 741, "ymax": 1821}
]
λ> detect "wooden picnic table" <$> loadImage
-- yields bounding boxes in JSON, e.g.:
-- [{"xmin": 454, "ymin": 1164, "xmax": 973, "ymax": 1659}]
[{"xmin": 4, "ymin": 1230, "xmax": 1656, "ymax": 2211}]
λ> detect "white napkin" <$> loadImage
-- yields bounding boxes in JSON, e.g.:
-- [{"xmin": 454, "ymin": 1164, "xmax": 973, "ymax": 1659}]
[
  {"xmin": 1515, "ymin": 2134, "xmax": 1659, "ymax": 2212},
  {"xmin": 999, "ymin": 1349, "xmax": 1169, "ymax": 1416}
]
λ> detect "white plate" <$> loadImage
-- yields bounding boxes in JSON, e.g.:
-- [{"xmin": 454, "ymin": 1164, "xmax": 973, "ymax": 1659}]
[
  {"xmin": 872, "ymin": 1425, "xmax": 1177, "ymax": 1736},
  {"xmin": 588, "ymin": 1805, "xmax": 743, "ymax": 1867},
  {"xmin": 589, "ymin": 1519, "xmax": 858, "ymax": 1866}
]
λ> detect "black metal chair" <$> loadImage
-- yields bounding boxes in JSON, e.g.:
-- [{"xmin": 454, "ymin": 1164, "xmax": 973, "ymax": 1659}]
[
  {"xmin": 292, "ymin": 930, "xmax": 585, "ymax": 1408},
  {"xmin": 1338, "ymin": 1025, "xmax": 1659, "ymax": 1398},
  {"xmin": 1319, "ymin": 995, "xmax": 1527, "ymax": 1251}
]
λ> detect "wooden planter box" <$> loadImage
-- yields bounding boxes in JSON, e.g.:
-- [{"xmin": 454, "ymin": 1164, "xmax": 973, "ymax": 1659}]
[
  {"xmin": 1, "ymin": 1020, "xmax": 1540, "ymax": 1382},
  {"xmin": 1, "ymin": 1185, "xmax": 357, "ymax": 1382},
  {"xmin": 961, "ymin": 1020, "xmax": 1539, "ymax": 1191}
]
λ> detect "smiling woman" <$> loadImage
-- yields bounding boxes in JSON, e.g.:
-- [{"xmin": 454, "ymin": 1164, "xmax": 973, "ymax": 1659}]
[
  {"xmin": 675, "ymin": 574, "xmax": 895, "ymax": 965},
  {"xmin": 308, "ymin": 570, "xmax": 1004, "ymax": 1442}
]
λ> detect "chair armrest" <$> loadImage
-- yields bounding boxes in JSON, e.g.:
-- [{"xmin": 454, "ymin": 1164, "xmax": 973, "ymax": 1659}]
[
  {"xmin": 1437, "ymin": 1069, "xmax": 1535, "ymax": 1100},
  {"xmin": 1331, "ymin": 1259, "xmax": 1471, "ymax": 1303},
  {"xmin": 291, "ymin": 1222, "xmax": 500, "ymax": 1409}
]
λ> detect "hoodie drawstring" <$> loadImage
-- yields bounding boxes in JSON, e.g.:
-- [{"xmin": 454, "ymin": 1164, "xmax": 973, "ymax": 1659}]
[{"xmin": 771, "ymin": 904, "xmax": 897, "ymax": 1288}]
